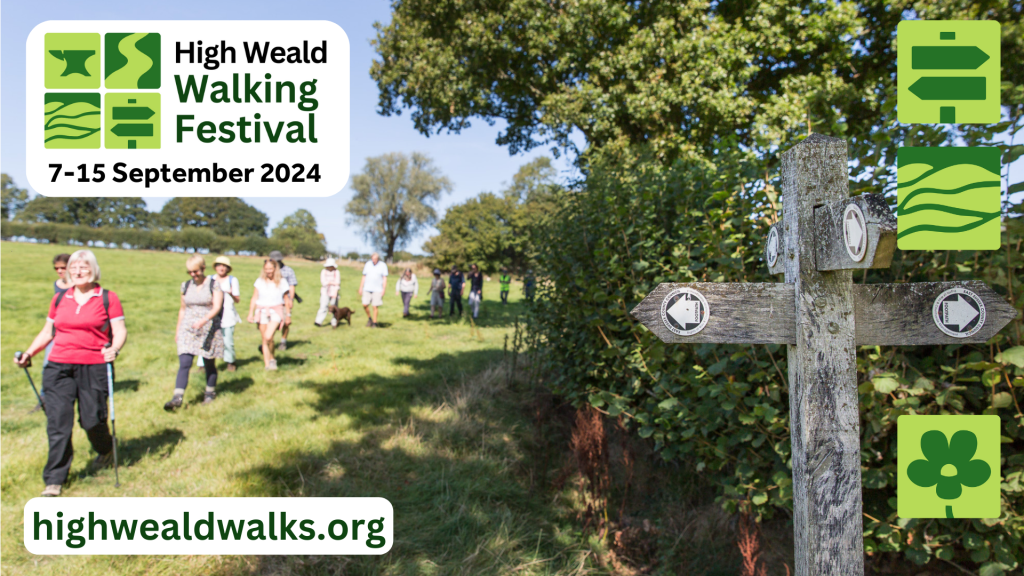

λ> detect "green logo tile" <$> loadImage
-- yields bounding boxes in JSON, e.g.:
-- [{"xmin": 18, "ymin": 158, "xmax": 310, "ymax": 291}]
[
  {"xmin": 897, "ymin": 147, "xmax": 1001, "ymax": 250},
  {"xmin": 105, "ymin": 33, "xmax": 161, "ymax": 89},
  {"xmin": 44, "ymin": 93, "xmax": 101, "ymax": 149},
  {"xmin": 897, "ymin": 20, "xmax": 1001, "ymax": 124},
  {"xmin": 104, "ymin": 93, "xmax": 160, "ymax": 149},
  {"xmin": 898, "ymin": 415, "xmax": 1000, "ymax": 519},
  {"xmin": 44, "ymin": 33, "xmax": 101, "ymax": 89}
]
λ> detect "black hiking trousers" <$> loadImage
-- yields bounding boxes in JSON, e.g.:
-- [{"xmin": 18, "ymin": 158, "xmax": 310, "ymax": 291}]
[
  {"xmin": 42, "ymin": 362, "xmax": 113, "ymax": 486},
  {"xmin": 450, "ymin": 289, "xmax": 463, "ymax": 316}
]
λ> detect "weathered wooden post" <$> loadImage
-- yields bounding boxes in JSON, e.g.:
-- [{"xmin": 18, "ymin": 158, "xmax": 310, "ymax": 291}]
[{"xmin": 631, "ymin": 134, "xmax": 1017, "ymax": 575}]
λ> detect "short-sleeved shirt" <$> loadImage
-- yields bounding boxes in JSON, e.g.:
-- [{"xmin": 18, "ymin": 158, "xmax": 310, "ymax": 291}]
[
  {"xmin": 254, "ymin": 278, "xmax": 289, "ymax": 307},
  {"xmin": 280, "ymin": 265, "xmax": 298, "ymax": 287},
  {"xmin": 362, "ymin": 260, "xmax": 389, "ymax": 293},
  {"xmin": 47, "ymin": 285, "xmax": 125, "ymax": 365},
  {"xmin": 216, "ymin": 275, "xmax": 242, "ymax": 328}
]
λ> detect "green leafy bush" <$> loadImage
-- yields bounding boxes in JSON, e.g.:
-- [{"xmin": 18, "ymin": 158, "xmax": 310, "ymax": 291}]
[{"xmin": 529, "ymin": 150, "xmax": 1024, "ymax": 571}]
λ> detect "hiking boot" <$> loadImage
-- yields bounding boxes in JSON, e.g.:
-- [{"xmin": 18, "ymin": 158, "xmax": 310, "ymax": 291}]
[
  {"xmin": 265, "ymin": 360, "xmax": 278, "ymax": 371},
  {"xmin": 225, "ymin": 363, "xmax": 236, "ymax": 372},
  {"xmin": 203, "ymin": 391, "xmax": 216, "ymax": 405},
  {"xmin": 92, "ymin": 452, "xmax": 113, "ymax": 470},
  {"xmin": 41, "ymin": 485, "xmax": 62, "ymax": 497},
  {"xmin": 164, "ymin": 395, "xmax": 183, "ymax": 411},
  {"xmin": 276, "ymin": 341, "xmax": 287, "ymax": 351},
  {"xmin": 366, "ymin": 319, "xmax": 373, "ymax": 327}
]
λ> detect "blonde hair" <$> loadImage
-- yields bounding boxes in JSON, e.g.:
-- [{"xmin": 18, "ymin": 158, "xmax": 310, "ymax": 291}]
[
  {"xmin": 261, "ymin": 259, "xmax": 283, "ymax": 285},
  {"xmin": 186, "ymin": 254, "xmax": 206, "ymax": 272},
  {"xmin": 68, "ymin": 250, "xmax": 101, "ymax": 283}
]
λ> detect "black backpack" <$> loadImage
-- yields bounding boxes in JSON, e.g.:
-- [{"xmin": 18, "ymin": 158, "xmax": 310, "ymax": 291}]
[{"xmin": 53, "ymin": 287, "xmax": 111, "ymax": 342}]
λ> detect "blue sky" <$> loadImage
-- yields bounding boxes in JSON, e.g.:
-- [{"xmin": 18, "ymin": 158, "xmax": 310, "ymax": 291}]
[{"xmin": 2, "ymin": 0, "xmax": 577, "ymax": 255}]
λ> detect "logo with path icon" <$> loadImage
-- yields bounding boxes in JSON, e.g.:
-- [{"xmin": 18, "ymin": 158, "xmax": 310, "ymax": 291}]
[
  {"xmin": 45, "ymin": 33, "xmax": 100, "ymax": 89},
  {"xmin": 105, "ymin": 32, "xmax": 161, "ymax": 89}
]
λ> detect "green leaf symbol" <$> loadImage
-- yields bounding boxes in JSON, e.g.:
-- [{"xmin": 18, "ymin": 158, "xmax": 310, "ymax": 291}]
[{"xmin": 907, "ymin": 430, "xmax": 991, "ymax": 518}]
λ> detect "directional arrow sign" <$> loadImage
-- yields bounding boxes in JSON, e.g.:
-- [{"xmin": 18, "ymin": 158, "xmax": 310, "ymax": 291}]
[
  {"xmin": 111, "ymin": 106, "xmax": 156, "ymax": 120},
  {"xmin": 814, "ymin": 193, "xmax": 897, "ymax": 271},
  {"xmin": 632, "ymin": 280, "xmax": 1015, "ymax": 346},
  {"xmin": 908, "ymin": 77, "xmax": 986, "ymax": 101},
  {"xmin": 110, "ymin": 123, "xmax": 153, "ymax": 137},
  {"xmin": 912, "ymin": 45, "xmax": 990, "ymax": 69}
]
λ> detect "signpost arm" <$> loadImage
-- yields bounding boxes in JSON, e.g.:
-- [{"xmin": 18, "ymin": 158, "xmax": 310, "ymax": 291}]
[{"xmin": 782, "ymin": 134, "xmax": 864, "ymax": 575}]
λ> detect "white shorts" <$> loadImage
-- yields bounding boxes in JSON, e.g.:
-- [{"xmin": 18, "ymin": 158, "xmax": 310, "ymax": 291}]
[
  {"xmin": 361, "ymin": 291, "xmax": 384, "ymax": 307},
  {"xmin": 258, "ymin": 308, "xmax": 283, "ymax": 325}
]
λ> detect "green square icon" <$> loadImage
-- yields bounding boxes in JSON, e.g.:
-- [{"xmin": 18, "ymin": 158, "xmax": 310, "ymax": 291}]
[
  {"xmin": 105, "ymin": 93, "xmax": 160, "ymax": 149},
  {"xmin": 898, "ymin": 415, "xmax": 1001, "ymax": 519},
  {"xmin": 897, "ymin": 147, "xmax": 1001, "ymax": 250},
  {"xmin": 44, "ymin": 93, "xmax": 101, "ymax": 149},
  {"xmin": 897, "ymin": 20, "xmax": 1001, "ymax": 124},
  {"xmin": 105, "ymin": 33, "xmax": 161, "ymax": 89},
  {"xmin": 45, "ymin": 33, "xmax": 101, "ymax": 89}
]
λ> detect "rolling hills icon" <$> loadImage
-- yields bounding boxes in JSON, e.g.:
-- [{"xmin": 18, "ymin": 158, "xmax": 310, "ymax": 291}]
[{"xmin": 896, "ymin": 147, "xmax": 1001, "ymax": 250}]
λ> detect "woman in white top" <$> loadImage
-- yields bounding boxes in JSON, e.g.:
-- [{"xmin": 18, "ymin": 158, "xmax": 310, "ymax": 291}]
[
  {"xmin": 247, "ymin": 259, "xmax": 289, "ymax": 370},
  {"xmin": 213, "ymin": 256, "xmax": 241, "ymax": 371},
  {"xmin": 396, "ymin": 268, "xmax": 419, "ymax": 318},
  {"xmin": 315, "ymin": 258, "xmax": 342, "ymax": 327}
]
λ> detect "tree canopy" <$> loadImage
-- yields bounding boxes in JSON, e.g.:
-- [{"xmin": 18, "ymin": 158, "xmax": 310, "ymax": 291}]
[
  {"xmin": 346, "ymin": 152, "xmax": 453, "ymax": 260},
  {"xmin": 17, "ymin": 196, "xmax": 152, "ymax": 228},
  {"xmin": 160, "ymin": 197, "xmax": 269, "ymax": 237},
  {"xmin": 1, "ymin": 174, "xmax": 28, "ymax": 221},
  {"xmin": 271, "ymin": 209, "xmax": 328, "ymax": 259},
  {"xmin": 424, "ymin": 157, "xmax": 558, "ymax": 273}
]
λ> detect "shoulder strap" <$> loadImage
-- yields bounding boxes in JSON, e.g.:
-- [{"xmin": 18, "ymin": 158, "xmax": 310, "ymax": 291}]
[
  {"xmin": 51, "ymin": 288, "xmax": 70, "ymax": 336},
  {"xmin": 99, "ymin": 289, "xmax": 112, "ymax": 340},
  {"xmin": 182, "ymin": 279, "xmax": 193, "ymax": 295}
]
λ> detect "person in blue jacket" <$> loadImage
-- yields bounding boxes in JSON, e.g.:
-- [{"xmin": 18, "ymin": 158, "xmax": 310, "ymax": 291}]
[{"xmin": 448, "ymin": 266, "xmax": 465, "ymax": 318}]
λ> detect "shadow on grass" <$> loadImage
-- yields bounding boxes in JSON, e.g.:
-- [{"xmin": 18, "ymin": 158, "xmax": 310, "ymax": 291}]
[
  {"xmin": 216, "ymin": 376, "xmax": 254, "ymax": 396},
  {"xmin": 235, "ymin": 352, "xmax": 588, "ymax": 575},
  {"xmin": 403, "ymin": 299, "xmax": 530, "ymax": 328},
  {"xmin": 114, "ymin": 379, "xmax": 140, "ymax": 392},
  {"xmin": 70, "ymin": 427, "xmax": 185, "ymax": 485}
]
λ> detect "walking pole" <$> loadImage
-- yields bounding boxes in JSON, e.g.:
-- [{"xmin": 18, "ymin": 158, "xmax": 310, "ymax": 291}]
[
  {"xmin": 103, "ymin": 344, "xmax": 120, "ymax": 488},
  {"xmin": 13, "ymin": 351, "xmax": 45, "ymax": 413}
]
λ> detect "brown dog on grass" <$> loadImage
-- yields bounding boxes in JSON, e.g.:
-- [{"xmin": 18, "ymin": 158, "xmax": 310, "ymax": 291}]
[{"xmin": 328, "ymin": 305, "xmax": 353, "ymax": 327}]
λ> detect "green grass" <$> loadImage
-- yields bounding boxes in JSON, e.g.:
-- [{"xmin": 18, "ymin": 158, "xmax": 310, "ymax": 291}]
[{"xmin": 0, "ymin": 242, "xmax": 597, "ymax": 575}]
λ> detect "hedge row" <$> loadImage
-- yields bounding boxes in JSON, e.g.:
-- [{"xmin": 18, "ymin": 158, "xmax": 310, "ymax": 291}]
[
  {"xmin": 528, "ymin": 152, "xmax": 1024, "ymax": 572},
  {"xmin": 0, "ymin": 221, "xmax": 328, "ymax": 260}
]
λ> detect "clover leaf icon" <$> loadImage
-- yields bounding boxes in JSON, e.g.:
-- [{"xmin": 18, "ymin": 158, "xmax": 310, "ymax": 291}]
[{"xmin": 907, "ymin": 429, "xmax": 991, "ymax": 518}]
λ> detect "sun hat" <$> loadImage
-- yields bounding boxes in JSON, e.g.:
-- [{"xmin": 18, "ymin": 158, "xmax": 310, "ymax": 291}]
[
  {"xmin": 268, "ymin": 250, "xmax": 284, "ymax": 261},
  {"xmin": 214, "ymin": 256, "xmax": 232, "ymax": 271},
  {"xmin": 324, "ymin": 258, "xmax": 337, "ymax": 268},
  {"xmin": 433, "ymin": 268, "xmax": 441, "ymax": 275}
]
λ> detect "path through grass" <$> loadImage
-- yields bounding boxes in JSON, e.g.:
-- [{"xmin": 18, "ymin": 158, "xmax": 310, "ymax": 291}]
[{"xmin": 1, "ymin": 243, "xmax": 596, "ymax": 575}]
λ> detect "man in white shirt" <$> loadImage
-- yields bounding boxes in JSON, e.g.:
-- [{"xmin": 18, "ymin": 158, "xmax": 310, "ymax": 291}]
[{"xmin": 358, "ymin": 253, "xmax": 389, "ymax": 327}]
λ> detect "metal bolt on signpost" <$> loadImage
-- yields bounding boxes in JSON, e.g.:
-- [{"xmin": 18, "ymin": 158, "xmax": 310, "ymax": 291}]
[{"xmin": 630, "ymin": 134, "xmax": 1016, "ymax": 575}]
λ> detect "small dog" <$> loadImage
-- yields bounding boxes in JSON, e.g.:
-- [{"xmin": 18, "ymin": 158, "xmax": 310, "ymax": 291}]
[{"xmin": 328, "ymin": 305, "xmax": 353, "ymax": 327}]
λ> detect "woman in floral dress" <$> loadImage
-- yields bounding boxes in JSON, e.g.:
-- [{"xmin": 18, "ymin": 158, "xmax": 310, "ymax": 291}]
[{"xmin": 165, "ymin": 254, "xmax": 224, "ymax": 410}]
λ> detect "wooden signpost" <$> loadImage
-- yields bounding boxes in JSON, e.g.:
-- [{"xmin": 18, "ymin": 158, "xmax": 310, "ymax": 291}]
[{"xmin": 630, "ymin": 134, "xmax": 1017, "ymax": 575}]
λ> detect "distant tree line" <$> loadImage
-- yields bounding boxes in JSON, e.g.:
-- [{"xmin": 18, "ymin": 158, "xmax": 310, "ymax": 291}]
[{"xmin": 0, "ymin": 174, "xmax": 328, "ymax": 259}]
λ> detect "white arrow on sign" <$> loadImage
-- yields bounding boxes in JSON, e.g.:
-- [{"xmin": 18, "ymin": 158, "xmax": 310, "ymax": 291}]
[
  {"xmin": 944, "ymin": 295, "xmax": 980, "ymax": 330},
  {"xmin": 667, "ymin": 298, "xmax": 699, "ymax": 325}
]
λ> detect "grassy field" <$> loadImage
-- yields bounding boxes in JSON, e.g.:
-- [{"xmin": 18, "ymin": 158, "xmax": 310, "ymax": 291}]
[{"xmin": 0, "ymin": 242, "xmax": 599, "ymax": 576}]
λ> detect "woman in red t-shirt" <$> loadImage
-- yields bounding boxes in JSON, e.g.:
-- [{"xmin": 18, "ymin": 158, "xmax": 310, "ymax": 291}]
[{"xmin": 14, "ymin": 249, "xmax": 127, "ymax": 497}]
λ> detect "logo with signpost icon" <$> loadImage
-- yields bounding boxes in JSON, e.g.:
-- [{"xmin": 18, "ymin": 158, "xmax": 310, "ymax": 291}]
[
  {"xmin": 898, "ymin": 415, "xmax": 999, "ymax": 519},
  {"xmin": 897, "ymin": 20, "xmax": 1001, "ymax": 124},
  {"xmin": 896, "ymin": 147, "xmax": 1001, "ymax": 250},
  {"xmin": 105, "ymin": 33, "xmax": 161, "ymax": 89},
  {"xmin": 45, "ymin": 33, "xmax": 101, "ymax": 89},
  {"xmin": 105, "ymin": 93, "xmax": 160, "ymax": 149}
]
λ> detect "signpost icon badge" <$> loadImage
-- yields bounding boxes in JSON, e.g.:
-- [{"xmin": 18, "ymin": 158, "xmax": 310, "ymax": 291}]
[
  {"xmin": 660, "ymin": 288, "xmax": 709, "ymax": 336},
  {"xmin": 898, "ymin": 20, "xmax": 1001, "ymax": 124},
  {"xmin": 105, "ymin": 93, "xmax": 160, "ymax": 149}
]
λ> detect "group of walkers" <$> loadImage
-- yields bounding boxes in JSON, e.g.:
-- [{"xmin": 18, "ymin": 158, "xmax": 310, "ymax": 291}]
[{"xmin": 13, "ymin": 248, "xmax": 528, "ymax": 497}]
